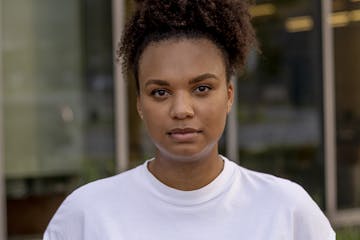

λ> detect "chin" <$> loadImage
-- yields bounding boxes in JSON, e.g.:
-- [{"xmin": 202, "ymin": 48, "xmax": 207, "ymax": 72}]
[{"xmin": 155, "ymin": 142, "xmax": 217, "ymax": 162}]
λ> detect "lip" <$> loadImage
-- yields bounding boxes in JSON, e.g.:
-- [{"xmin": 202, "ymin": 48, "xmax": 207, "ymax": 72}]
[{"xmin": 167, "ymin": 128, "xmax": 202, "ymax": 142}]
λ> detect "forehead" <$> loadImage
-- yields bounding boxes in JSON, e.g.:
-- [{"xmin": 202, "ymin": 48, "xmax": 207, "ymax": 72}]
[{"xmin": 138, "ymin": 38, "xmax": 226, "ymax": 82}]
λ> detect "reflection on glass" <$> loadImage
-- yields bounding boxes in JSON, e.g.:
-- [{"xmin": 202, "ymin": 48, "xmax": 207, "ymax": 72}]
[
  {"xmin": 238, "ymin": 0, "xmax": 325, "ymax": 207},
  {"xmin": 334, "ymin": 0, "xmax": 360, "ymax": 210},
  {"xmin": 2, "ymin": 0, "xmax": 115, "ymax": 238}
]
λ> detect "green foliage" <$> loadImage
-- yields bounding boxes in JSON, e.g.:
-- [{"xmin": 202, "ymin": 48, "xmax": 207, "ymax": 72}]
[{"xmin": 337, "ymin": 227, "xmax": 360, "ymax": 240}]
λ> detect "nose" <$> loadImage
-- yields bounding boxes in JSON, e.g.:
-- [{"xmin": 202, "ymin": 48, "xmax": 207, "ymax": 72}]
[{"xmin": 169, "ymin": 92, "xmax": 194, "ymax": 120}]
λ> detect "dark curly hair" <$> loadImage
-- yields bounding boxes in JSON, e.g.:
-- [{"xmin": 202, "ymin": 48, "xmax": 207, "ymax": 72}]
[{"xmin": 118, "ymin": 0, "xmax": 257, "ymax": 92}]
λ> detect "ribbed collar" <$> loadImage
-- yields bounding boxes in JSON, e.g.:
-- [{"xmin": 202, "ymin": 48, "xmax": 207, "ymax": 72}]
[{"xmin": 138, "ymin": 155, "xmax": 236, "ymax": 206}]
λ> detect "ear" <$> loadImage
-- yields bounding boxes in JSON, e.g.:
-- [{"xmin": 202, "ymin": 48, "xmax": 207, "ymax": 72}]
[
  {"xmin": 137, "ymin": 96, "xmax": 143, "ymax": 120},
  {"xmin": 226, "ymin": 82, "xmax": 234, "ymax": 114}
]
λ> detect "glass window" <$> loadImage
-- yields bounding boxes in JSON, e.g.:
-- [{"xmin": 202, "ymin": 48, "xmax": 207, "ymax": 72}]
[
  {"xmin": 238, "ymin": 0, "xmax": 325, "ymax": 207},
  {"xmin": 333, "ymin": 0, "xmax": 360, "ymax": 210},
  {"xmin": 125, "ymin": 0, "xmax": 157, "ymax": 168},
  {"xmin": 1, "ymin": 0, "xmax": 115, "ymax": 238}
]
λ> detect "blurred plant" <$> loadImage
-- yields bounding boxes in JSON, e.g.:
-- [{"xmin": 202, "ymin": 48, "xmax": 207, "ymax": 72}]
[{"xmin": 337, "ymin": 227, "xmax": 360, "ymax": 240}]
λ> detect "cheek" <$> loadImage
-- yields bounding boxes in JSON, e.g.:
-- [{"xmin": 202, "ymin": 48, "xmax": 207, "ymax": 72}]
[
  {"xmin": 199, "ymin": 96, "xmax": 229, "ymax": 129},
  {"xmin": 141, "ymin": 102, "xmax": 167, "ymax": 130}
]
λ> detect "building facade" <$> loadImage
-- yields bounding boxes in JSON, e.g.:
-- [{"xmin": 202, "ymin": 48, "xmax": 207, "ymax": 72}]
[{"xmin": 0, "ymin": 0, "xmax": 359, "ymax": 239}]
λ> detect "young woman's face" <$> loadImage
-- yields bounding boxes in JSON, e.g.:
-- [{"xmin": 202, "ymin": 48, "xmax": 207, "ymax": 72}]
[{"xmin": 137, "ymin": 38, "xmax": 233, "ymax": 161}]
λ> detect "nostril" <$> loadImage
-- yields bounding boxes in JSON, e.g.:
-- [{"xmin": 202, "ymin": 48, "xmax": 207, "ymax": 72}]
[
  {"xmin": 169, "ymin": 95, "xmax": 194, "ymax": 119},
  {"xmin": 171, "ymin": 109, "xmax": 194, "ymax": 120},
  {"xmin": 170, "ymin": 106, "xmax": 194, "ymax": 119}
]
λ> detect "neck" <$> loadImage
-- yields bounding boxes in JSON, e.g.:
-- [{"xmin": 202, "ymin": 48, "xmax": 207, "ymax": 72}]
[{"xmin": 148, "ymin": 148, "xmax": 224, "ymax": 191}]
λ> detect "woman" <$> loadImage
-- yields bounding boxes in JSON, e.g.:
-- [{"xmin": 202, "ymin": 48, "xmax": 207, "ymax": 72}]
[{"xmin": 44, "ymin": 0, "xmax": 335, "ymax": 239}]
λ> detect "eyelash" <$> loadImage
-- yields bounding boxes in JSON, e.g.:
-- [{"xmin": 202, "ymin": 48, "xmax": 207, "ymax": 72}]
[
  {"xmin": 150, "ymin": 85, "xmax": 212, "ymax": 98},
  {"xmin": 150, "ymin": 89, "xmax": 169, "ymax": 97},
  {"xmin": 194, "ymin": 85, "xmax": 211, "ymax": 93}
]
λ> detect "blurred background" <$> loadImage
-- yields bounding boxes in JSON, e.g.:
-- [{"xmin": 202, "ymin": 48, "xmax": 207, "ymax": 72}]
[{"xmin": 0, "ymin": 0, "xmax": 359, "ymax": 239}]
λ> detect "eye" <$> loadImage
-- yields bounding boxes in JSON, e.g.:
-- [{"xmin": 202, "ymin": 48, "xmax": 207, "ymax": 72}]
[
  {"xmin": 194, "ymin": 85, "xmax": 211, "ymax": 94},
  {"xmin": 150, "ymin": 89, "xmax": 170, "ymax": 98}
]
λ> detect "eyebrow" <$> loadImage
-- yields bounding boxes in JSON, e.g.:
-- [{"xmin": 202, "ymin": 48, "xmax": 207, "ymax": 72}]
[
  {"xmin": 145, "ymin": 79, "xmax": 170, "ymax": 87},
  {"xmin": 144, "ymin": 73, "xmax": 219, "ymax": 87},
  {"xmin": 189, "ymin": 73, "xmax": 218, "ymax": 84}
]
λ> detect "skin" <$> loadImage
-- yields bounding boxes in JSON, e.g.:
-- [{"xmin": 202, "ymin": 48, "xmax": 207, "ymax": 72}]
[{"xmin": 137, "ymin": 38, "xmax": 234, "ymax": 191}]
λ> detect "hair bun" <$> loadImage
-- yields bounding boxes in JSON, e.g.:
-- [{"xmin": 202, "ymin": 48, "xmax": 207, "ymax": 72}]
[
  {"xmin": 120, "ymin": 0, "xmax": 257, "ymax": 78},
  {"xmin": 134, "ymin": 0, "xmax": 145, "ymax": 7}
]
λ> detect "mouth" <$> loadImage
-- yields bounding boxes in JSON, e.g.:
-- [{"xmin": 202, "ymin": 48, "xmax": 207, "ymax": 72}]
[{"xmin": 167, "ymin": 128, "xmax": 202, "ymax": 142}]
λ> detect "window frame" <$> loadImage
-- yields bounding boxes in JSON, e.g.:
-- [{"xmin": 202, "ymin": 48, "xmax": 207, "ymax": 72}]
[
  {"xmin": 322, "ymin": 0, "xmax": 360, "ymax": 226},
  {"xmin": 112, "ymin": 0, "xmax": 129, "ymax": 173},
  {"xmin": 0, "ymin": 0, "xmax": 7, "ymax": 237}
]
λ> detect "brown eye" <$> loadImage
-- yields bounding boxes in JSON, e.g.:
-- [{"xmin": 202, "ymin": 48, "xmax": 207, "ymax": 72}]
[
  {"xmin": 194, "ymin": 85, "xmax": 211, "ymax": 93},
  {"xmin": 151, "ymin": 89, "xmax": 169, "ymax": 98}
]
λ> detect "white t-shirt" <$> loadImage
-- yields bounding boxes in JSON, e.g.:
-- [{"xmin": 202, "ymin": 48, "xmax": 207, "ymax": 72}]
[{"xmin": 44, "ymin": 156, "xmax": 335, "ymax": 240}]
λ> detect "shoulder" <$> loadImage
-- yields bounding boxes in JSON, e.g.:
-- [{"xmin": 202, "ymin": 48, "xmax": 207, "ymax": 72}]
[
  {"xmin": 44, "ymin": 165, "xmax": 143, "ymax": 239},
  {"xmin": 234, "ymin": 164, "xmax": 307, "ymax": 203},
  {"xmin": 224, "ymin": 158, "xmax": 310, "ymax": 206},
  {"xmin": 64, "ymin": 166, "xmax": 138, "ymax": 207},
  {"xmin": 234, "ymin": 164, "xmax": 318, "ymax": 213},
  {"xmin": 233, "ymin": 164, "xmax": 335, "ymax": 239}
]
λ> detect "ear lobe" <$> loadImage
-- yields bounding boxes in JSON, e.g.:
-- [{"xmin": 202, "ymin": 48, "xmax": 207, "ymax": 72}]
[
  {"xmin": 137, "ymin": 97, "xmax": 143, "ymax": 119},
  {"xmin": 227, "ymin": 83, "xmax": 234, "ymax": 114},
  {"xmin": 227, "ymin": 103, "xmax": 232, "ymax": 114}
]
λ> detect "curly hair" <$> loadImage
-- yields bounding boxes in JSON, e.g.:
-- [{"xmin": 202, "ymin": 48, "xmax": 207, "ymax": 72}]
[{"xmin": 118, "ymin": 0, "xmax": 257, "ymax": 91}]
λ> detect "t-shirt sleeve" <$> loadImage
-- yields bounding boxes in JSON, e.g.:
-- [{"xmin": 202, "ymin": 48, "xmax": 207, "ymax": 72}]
[
  {"xmin": 290, "ymin": 184, "xmax": 336, "ymax": 240},
  {"xmin": 43, "ymin": 194, "xmax": 85, "ymax": 240},
  {"xmin": 43, "ymin": 229, "xmax": 65, "ymax": 240}
]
